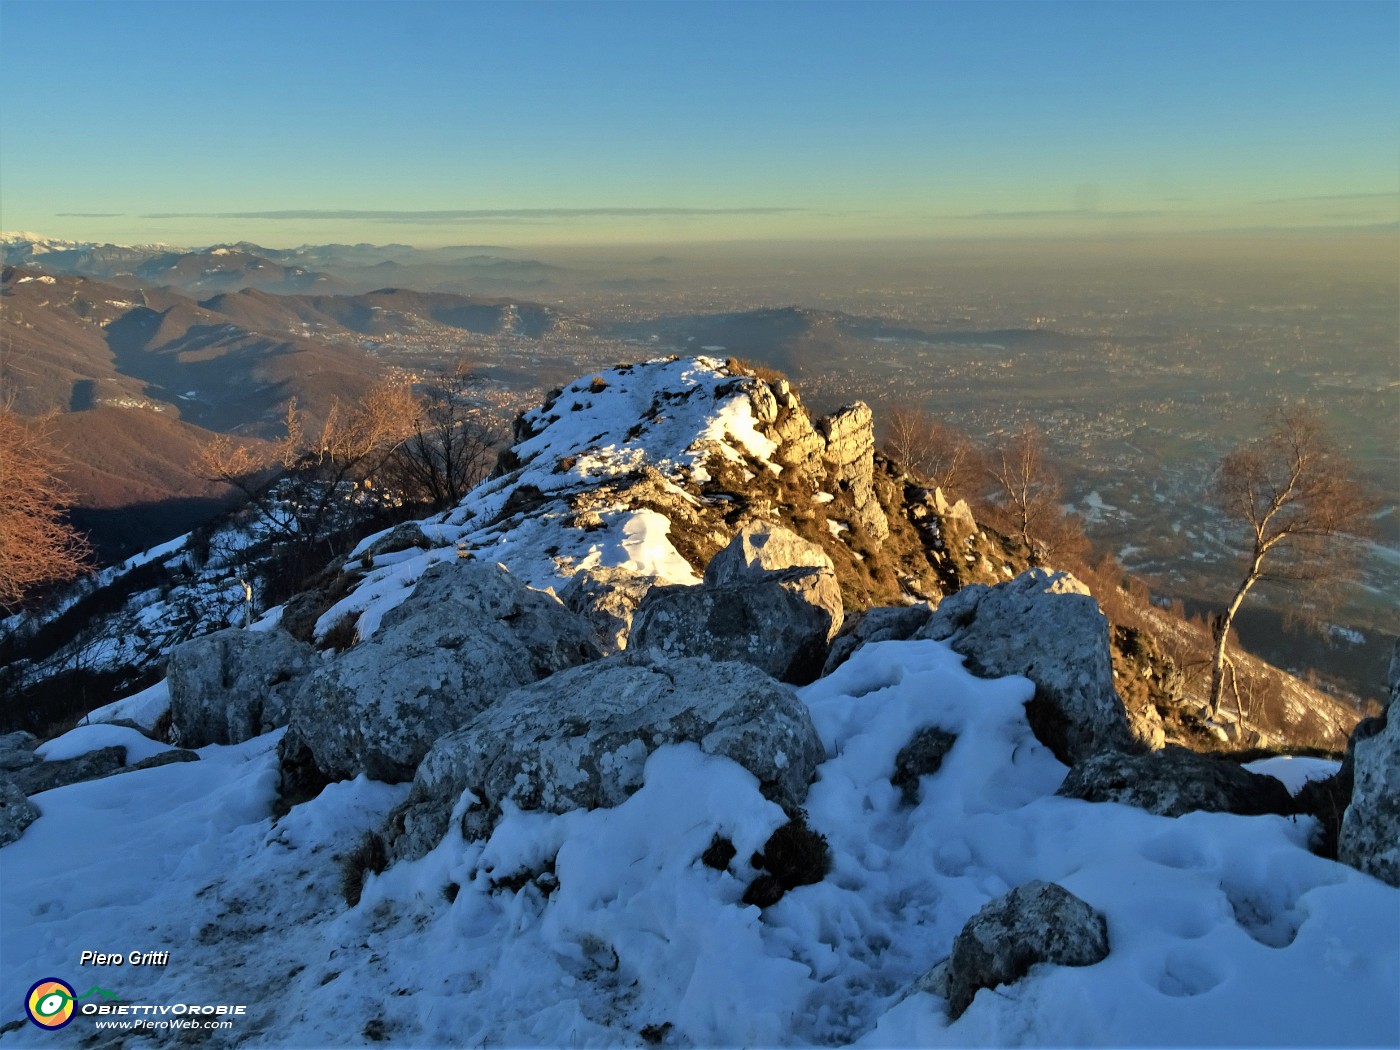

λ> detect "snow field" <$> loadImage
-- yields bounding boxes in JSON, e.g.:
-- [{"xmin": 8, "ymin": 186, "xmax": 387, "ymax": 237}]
[{"xmin": 4, "ymin": 640, "xmax": 1397, "ymax": 1047}]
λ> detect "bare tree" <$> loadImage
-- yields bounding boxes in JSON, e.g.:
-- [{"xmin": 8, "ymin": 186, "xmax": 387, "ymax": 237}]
[
  {"xmin": 383, "ymin": 390, "xmax": 503, "ymax": 511},
  {"xmin": 883, "ymin": 403, "xmax": 978, "ymax": 494},
  {"xmin": 986, "ymin": 422, "xmax": 1062, "ymax": 561},
  {"xmin": 194, "ymin": 377, "xmax": 420, "ymax": 582},
  {"xmin": 0, "ymin": 408, "xmax": 91, "ymax": 609},
  {"xmin": 1207, "ymin": 404, "xmax": 1373, "ymax": 718}
]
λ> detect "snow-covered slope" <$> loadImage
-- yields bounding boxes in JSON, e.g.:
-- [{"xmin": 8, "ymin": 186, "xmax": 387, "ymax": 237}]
[
  {"xmin": 3, "ymin": 639, "xmax": 1396, "ymax": 1047},
  {"xmin": 2, "ymin": 356, "xmax": 1395, "ymax": 1046},
  {"xmin": 308, "ymin": 356, "xmax": 899, "ymax": 643}
]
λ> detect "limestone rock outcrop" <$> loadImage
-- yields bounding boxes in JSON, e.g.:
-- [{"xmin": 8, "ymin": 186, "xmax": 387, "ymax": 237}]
[
  {"xmin": 703, "ymin": 522, "xmax": 835, "ymax": 585},
  {"xmin": 1338, "ymin": 648, "xmax": 1399, "ymax": 886},
  {"xmin": 558, "ymin": 565, "xmax": 661, "ymax": 655},
  {"xmin": 1056, "ymin": 746, "xmax": 1294, "ymax": 818},
  {"xmin": 168, "ymin": 627, "xmax": 319, "ymax": 747},
  {"xmin": 281, "ymin": 562, "xmax": 599, "ymax": 786},
  {"xmin": 628, "ymin": 525, "xmax": 843, "ymax": 684},
  {"xmin": 917, "ymin": 569, "xmax": 1142, "ymax": 763},
  {"xmin": 388, "ymin": 653, "xmax": 823, "ymax": 858},
  {"xmin": 819, "ymin": 402, "xmax": 889, "ymax": 542}
]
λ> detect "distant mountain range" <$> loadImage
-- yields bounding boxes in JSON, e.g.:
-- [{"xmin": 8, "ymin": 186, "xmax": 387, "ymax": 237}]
[
  {"xmin": 0, "ymin": 263, "xmax": 575, "ymax": 558},
  {"xmin": 0, "ymin": 233, "xmax": 568, "ymax": 297}
]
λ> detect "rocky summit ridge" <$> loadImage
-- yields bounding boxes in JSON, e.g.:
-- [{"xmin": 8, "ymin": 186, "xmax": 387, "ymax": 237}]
[{"xmin": 1, "ymin": 356, "xmax": 1397, "ymax": 1047}]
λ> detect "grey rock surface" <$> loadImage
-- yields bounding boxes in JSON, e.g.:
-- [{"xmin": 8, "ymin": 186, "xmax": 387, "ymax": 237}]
[
  {"xmin": 0, "ymin": 731, "xmax": 38, "ymax": 753},
  {"xmin": 946, "ymin": 880, "xmax": 1108, "ymax": 1019},
  {"xmin": 388, "ymin": 654, "xmax": 823, "ymax": 858},
  {"xmin": 0, "ymin": 779, "xmax": 40, "ymax": 846},
  {"xmin": 628, "ymin": 569, "xmax": 841, "ymax": 685},
  {"xmin": 168, "ymin": 628, "xmax": 320, "ymax": 747},
  {"xmin": 0, "ymin": 749, "xmax": 41, "ymax": 773},
  {"xmin": 1339, "ymin": 706, "xmax": 1399, "ymax": 886},
  {"xmin": 704, "ymin": 523, "xmax": 834, "ymax": 586},
  {"xmin": 1056, "ymin": 746, "xmax": 1294, "ymax": 818},
  {"xmin": 558, "ymin": 565, "xmax": 661, "ymax": 655},
  {"xmin": 10, "ymin": 746, "xmax": 127, "ymax": 796},
  {"xmin": 917, "ymin": 569, "xmax": 1139, "ymax": 763},
  {"xmin": 284, "ymin": 561, "xmax": 599, "ymax": 785},
  {"xmin": 0, "ymin": 730, "xmax": 42, "ymax": 774},
  {"xmin": 823, "ymin": 604, "xmax": 934, "ymax": 676},
  {"xmin": 628, "ymin": 523, "xmax": 843, "ymax": 685},
  {"xmin": 819, "ymin": 402, "xmax": 889, "ymax": 541}
]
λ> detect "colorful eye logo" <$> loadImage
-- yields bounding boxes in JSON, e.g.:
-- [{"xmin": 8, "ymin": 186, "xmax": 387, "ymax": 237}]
[{"xmin": 26, "ymin": 979, "xmax": 77, "ymax": 1030}]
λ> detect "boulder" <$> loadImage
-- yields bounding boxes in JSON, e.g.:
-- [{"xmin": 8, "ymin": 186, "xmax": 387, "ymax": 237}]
[
  {"xmin": 917, "ymin": 569, "xmax": 1139, "ymax": 763},
  {"xmin": 819, "ymin": 402, "xmax": 889, "ymax": 541},
  {"xmin": 10, "ymin": 747, "xmax": 127, "ymax": 796},
  {"xmin": 361, "ymin": 522, "xmax": 432, "ymax": 560},
  {"xmin": 932, "ymin": 487, "xmax": 977, "ymax": 534},
  {"xmin": 627, "ymin": 524, "xmax": 844, "ymax": 684},
  {"xmin": 118, "ymin": 749, "xmax": 200, "ymax": 775},
  {"xmin": 945, "ymin": 881, "xmax": 1108, "ymax": 1019},
  {"xmin": 0, "ymin": 780, "xmax": 40, "ymax": 846},
  {"xmin": 703, "ymin": 523, "xmax": 834, "ymax": 586},
  {"xmin": 0, "ymin": 731, "xmax": 41, "ymax": 774},
  {"xmin": 1338, "ymin": 706, "xmax": 1399, "ymax": 886},
  {"xmin": 1056, "ymin": 746, "xmax": 1294, "ymax": 818},
  {"xmin": 890, "ymin": 725, "xmax": 957, "ymax": 806},
  {"xmin": 283, "ymin": 561, "xmax": 599, "ymax": 786},
  {"xmin": 388, "ymin": 654, "xmax": 823, "ymax": 858},
  {"xmin": 168, "ymin": 628, "xmax": 320, "ymax": 747},
  {"xmin": 628, "ymin": 570, "xmax": 840, "ymax": 685},
  {"xmin": 558, "ymin": 565, "xmax": 661, "ymax": 655},
  {"xmin": 823, "ymin": 604, "xmax": 934, "ymax": 675}
]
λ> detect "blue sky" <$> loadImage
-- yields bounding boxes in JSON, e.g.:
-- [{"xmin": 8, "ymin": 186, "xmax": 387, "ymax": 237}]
[{"xmin": 2, "ymin": 0, "xmax": 1396, "ymax": 246}]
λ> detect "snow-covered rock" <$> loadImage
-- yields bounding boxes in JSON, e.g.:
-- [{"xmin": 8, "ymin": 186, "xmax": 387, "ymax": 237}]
[
  {"xmin": 2, "ymin": 636, "xmax": 1397, "ymax": 1048},
  {"xmin": 1339, "ymin": 709, "xmax": 1399, "ymax": 887},
  {"xmin": 35, "ymin": 722, "xmax": 177, "ymax": 764},
  {"xmin": 1056, "ymin": 745, "xmax": 1295, "ymax": 818},
  {"xmin": 388, "ymin": 653, "xmax": 822, "ymax": 856},
  {"xmin": 168, "ymin": 627, "xmax": 319, "ymax": 746},
  {"xmin": 282, "ymin": 561, "xmax": 599, "ymax": 785},
  {"xmin": 944, "ymin": 880, "xmax": 1109, "ymax": 1019},
  {"xmin": 9, "ymin": 747, "xmax": 126, "ymax": 796},
  {"xmin": 917, "ymin": 568, "xmax": 1140, "ymax": 763}
]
